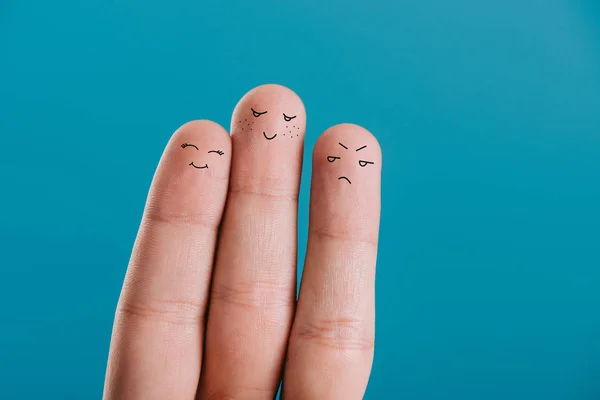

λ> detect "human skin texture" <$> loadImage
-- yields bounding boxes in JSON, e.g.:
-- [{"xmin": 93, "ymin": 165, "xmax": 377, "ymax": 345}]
[{"xmin": 103, "ymin": 84, "xmax": 381, "ymax": 400}]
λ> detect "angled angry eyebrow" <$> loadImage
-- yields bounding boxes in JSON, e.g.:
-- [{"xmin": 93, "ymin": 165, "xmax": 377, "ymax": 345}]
[
  {"xmin": 356, "ymin": 145, "xmax": 367, "ymax": 151},
  {"xmin": 338, "ymin": 142, "xmax": 348, "ymax": 150}
]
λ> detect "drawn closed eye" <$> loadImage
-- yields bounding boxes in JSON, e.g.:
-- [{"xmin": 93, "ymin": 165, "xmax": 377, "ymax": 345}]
[
  {"xmin": 181, "ymin": 143, "xmax": 199, "ymax": 150},
  {"xmin": 358, "ymin": 160, "xmax": 374, "ymax": 167},
  {"xmin": 283, "ymin": 113, "xmax": 296, "ymax": 122},
  {"xmin": 251, "ymin": 108, "xmax": 267, "ymax": 117},
  {"xmin": 327, "ymin": 156, "xmax": 340, "ymax": 163},
  {"xmin": 208, "ymin": 150, "xmax": 224, "ymax": 155}
]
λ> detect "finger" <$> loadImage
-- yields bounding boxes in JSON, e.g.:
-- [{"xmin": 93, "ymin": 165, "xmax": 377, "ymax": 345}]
[
  {"xmin": 199, "ymin": 84, "xmax": 306, "ymax": 399},
  {"xmin": 283, "ymin": 124, "xmax": 381, "ymax": 400},
  {"xmin": 103, "ymin": 121, "xmax": 231, "ymax": 400}
]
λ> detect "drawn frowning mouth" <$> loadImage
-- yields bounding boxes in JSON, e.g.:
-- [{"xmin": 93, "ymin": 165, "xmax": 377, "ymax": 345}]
[
  {"xmin": 338, "ymin": 176, "xmax": 351, "ymax": 184},
  {"xmin": 263, "ymin": 132, "xmax": 277, "ymax": 140}
]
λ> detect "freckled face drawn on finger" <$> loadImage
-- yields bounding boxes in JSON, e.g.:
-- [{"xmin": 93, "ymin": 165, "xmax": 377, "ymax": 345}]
[
  {"xmin": 237, "ymin": 107, "xmax": 300, "ymax": 141},
  {"xmin": 181, "ymin": 143, "xmax": 224, "ymax": 170},
  {"xmin": 327, "ymin": 142, "xmax": 375, "ymax": 184}
]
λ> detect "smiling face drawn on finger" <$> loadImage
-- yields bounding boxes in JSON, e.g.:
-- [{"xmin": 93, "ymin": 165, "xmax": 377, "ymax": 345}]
[
  {"xmin": 181, "ymin": 143, "xmax": 225, "ymax": 169},
  {"xmin": 243, "ymin": 107, "xmax": 300, "ymax": 141},
  {"xmin": 327, "ymin": 142, "xmax": 375, "ymax": 184},
  {"xmin": 231, "ymin": 85, "xmax": 305, "ymax": 144}
]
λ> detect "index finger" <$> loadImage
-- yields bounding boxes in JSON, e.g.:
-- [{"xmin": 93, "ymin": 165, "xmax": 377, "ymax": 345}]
[{"xmin": 103, "ymin": 120, "xmax": 231, "ymax": 400}]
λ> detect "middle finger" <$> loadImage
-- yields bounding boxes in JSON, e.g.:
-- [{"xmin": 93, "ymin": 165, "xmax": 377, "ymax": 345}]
[{"xmin": 199, "ymin": 84, "xmax": 306, "ymax": 399}]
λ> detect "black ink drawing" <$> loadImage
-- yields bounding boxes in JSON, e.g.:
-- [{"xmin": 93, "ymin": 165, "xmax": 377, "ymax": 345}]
[
  {"xmin": 182, "ymin": 143, "xmax": 224, "ymax": 170},
  {"xmin": 189, "ymin": 162, "xmax": 208, "ymax": 169},
  {"xmin": 328, "ymin": 143, "xmax": 374, "ymax": 184},
  {"xmin": 263, "ymin": 132, "xmax": 277, "ymax": 140},
  {"xmin": 251, "ymin": 108, "xmax": 267, "ymax": 117},
  {"xmin": 250, "ymin": 108, "xmax": 301, "ymax": 141}
]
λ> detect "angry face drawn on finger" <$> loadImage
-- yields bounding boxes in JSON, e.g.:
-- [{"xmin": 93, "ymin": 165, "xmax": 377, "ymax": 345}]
[{"xmin": 327, "ymin": 142, "xmax": 375, "ymax": 184}]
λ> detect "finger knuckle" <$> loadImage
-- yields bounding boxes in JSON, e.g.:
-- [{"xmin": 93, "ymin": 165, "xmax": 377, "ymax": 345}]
[
  {"xmin": 116, "ymin": 297, "xmax": 205, "ymax": 326},
  {"xmin": 202, "ymin": 386, "xmax": 273, "ymax": 400},
  {"xmin": 143, "ymin": 204, "xmax": 220, "ymax": 230},
  {"xmin": 294, "ymin": 316, "xmax": 374, "ymax": 351},
  {"xmin": 210, "ymin": 280, "xmax": 295, "ymax": 311}
]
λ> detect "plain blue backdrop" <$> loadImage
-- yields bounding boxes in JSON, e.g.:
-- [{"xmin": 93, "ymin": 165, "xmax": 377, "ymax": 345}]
[{"xmin": 1, "ymin": 0, "xmax": 599, "ymax": 398}]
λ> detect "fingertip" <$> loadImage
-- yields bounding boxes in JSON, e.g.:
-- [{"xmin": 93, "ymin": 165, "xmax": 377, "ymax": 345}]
[
  {"xmin": 309, "ymin": 123, "xmax": 382, "ymax": 241},
  {"xmin": 245, "ymin": 83, "xmax": 304, "ymax": 102},
  {"xmin": 233, "ymin": 84, "xmax": 305, "ymax": 113},
  {"xmin": 146, "ymin": 120, "xmax": 232, "ymax": 227},
  {"xmin": 313, "ymin": 123, "xmax": 381, "ymax": 168},
  {"xmin": 312, "ymin": 124, "xmax": 382, "ymax": 186},
  {"xmin": 171, "ymin": 119, "xmax": 232, "ymax": 153},
  {"xmin": 159, "ymin": 120, "xmax": 232, "ymax": 179},
  {"xmin": 228, "ymin": 84, "xmax": 307, "ymax": 196},
  {"xmin": 231, "ymin": 84, "xmax": 306, "ymax": 139}
]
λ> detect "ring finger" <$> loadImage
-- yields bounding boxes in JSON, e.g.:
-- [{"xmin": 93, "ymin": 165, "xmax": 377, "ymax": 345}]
[{"xmin": 283, "ymin": 124, "xmax": 382, "ymax": 399}]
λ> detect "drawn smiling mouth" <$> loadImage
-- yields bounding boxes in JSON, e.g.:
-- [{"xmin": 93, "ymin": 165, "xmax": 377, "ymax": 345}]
[
  {"xmin": 263, "ymin": 132, "xmax": 277, "ymax": 140},
  {"xmin": 189, "ymin": 162, "xmax": 208, "ymax": 169},
  {"xmin": 338, "ymin": 176, "xmax": 352, "ymax": 184}
]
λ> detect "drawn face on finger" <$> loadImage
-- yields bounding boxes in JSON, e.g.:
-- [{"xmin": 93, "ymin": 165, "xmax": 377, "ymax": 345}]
[
  {"xmin": 327, "ymin": 142, "xmax": 375, "ymax": 184},
  {"xmin": 233, "ymin": 107, "xmax": 302, "ymax": 141},
  {"xmin": 181, "ymin": 143, "xmax": 225, "ymax": 170},
  {"xmin": 231, "ymin": 85, "xmax": 306, "ymax": 143}
]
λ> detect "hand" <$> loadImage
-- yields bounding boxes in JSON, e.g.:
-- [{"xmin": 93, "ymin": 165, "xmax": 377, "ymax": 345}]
[{"xmin": 103, "ymin": 84, "xmax": 382, "ymax": 400}]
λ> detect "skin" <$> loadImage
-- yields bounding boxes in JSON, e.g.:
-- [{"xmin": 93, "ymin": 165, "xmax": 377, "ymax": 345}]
[{"xmin": 103, "ymin": 84, "xmax": 382, "ymax": 400}]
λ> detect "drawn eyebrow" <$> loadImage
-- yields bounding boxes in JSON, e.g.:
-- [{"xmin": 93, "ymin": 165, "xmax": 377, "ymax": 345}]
[
  {"xmin": 208, "ymin": 150, "xmax": 224, "ymax": 155},
  {"xmin": 338, "ymin": 142, "xmax": 348, "ymax": 150},
  {"xmin": 181, "ymin": 143, "xmax": 199, "ymax": 150},
  {"xmin": 356, "ymin": 145, "xmax": 367, "ymax": 151},
  {"xmin": 251, "ymin": 108, "xmax": 267, "ymax": 117}
]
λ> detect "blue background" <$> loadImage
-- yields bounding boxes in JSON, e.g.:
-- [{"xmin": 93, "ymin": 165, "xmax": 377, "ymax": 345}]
[{"xmin": 1, "ymin": 0, "xmax": 599, "ymax": 398}]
